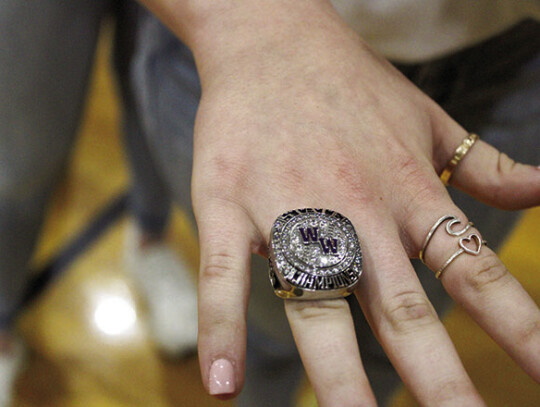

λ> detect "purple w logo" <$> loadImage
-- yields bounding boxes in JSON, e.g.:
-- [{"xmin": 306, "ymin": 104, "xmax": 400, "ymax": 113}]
[
  {"xmin": 299, "ymin": 227, "xmax": 339, "ymax": 255},
  {"xmin": 318, "ymin": 238, "xmax": 339, "ymax": 255},
  {"xmin": 299, "ymin": 227, "xmax": 319, "ymax": 243}
]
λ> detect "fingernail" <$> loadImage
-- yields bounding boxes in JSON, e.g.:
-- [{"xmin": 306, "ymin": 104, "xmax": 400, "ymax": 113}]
[{"xmin": 209, "ymin": 359, "xmax": 235, "ymax": 395}]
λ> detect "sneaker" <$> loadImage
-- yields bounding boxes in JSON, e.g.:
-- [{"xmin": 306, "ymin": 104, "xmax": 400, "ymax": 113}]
[
  {"xmin": 124, "ymin": 223, "xmax": 198, "ymax": 358},
  {"xmin": 0, "ymin": 335, "xmax": 25, "ymax": 407}
]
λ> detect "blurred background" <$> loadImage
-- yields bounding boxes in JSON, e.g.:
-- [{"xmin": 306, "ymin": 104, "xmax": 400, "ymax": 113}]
[{"xmin": 10, "ymin": 25, "xmax": 540, "ymax": 407}]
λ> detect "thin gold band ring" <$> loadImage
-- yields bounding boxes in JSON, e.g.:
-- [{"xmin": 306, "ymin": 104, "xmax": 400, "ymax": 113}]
[{"xmin": 440, "ymin": 133, "xmax": 479, "ymax": 186}]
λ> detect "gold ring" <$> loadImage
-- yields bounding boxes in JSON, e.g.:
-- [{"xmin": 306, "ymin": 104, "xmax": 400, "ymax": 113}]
[{"xmin": 440, "ymin": 133, "xmax": 479, "ymax": 186}]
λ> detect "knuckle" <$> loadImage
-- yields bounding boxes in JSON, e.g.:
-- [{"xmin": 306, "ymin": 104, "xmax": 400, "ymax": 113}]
[
  {"xmin": 496, "ymin": 152, "xmax": 517, "ymax": 175},
  {"xmin": 393, "ymin": 157, "xmax": 448, "ymax": 254},
  {"xmin": 464, "ymin": 255, "xmax": 510, "ymax": 292},
  {"xmin": 333, "ymin": 160, "xmax": 376, "ymax": 206},
  {"xmin": 394, "ymin": 153, "xmax": 439, "ymax": 198},
  {"xmin": 273, "ymin": 163, "xmax": 307, "ymax": 196},
  {"xmin": 201, "ymin": 251, "xmax": 238, "ymax": 280},
  {"xmin": 305, "ymin": 145, "xmax": 374, "ymax": 205},
  {"xmin": 202, "ymin": 153, "xmax": 251, "ymax": 198},
  {"xmin": 431, "ymin": 378, "xmax": 478, "ymax": 405},
  {"xmin": 489, "ymin": 152, "xmax": 518, "ymax": 204},
  {"xmin": 396, "ymin": 154, "xmax": 427, "ymax": 184},
  {"xmin": 383, "ymin": 291, "xmax": 439, "ymax": 333},
  {"xmin": 403, "ymin": 176, "xmax": 445, "ymax": 216},
  {"xmin": 322, "ymin": 375, "xmax": 376, "ymax": 407},
  {"xmin": 286, "ymin": 298, "xmax": 349, "ymax": 322}
]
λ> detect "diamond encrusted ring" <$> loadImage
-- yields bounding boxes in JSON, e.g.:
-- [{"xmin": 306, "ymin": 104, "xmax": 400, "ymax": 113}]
[{"xmin": 268, "ymin": 208, "xmax": 363, "ymax": 300}]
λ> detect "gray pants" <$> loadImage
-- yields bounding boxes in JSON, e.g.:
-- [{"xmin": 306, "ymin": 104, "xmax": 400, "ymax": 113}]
[
  {"xmin": 1, "ymin": 1, "xmax": 539, "ymax": 405},
  {"xmin": 0, "ymin": 0, "xmax": 177, "ymax": 327}
]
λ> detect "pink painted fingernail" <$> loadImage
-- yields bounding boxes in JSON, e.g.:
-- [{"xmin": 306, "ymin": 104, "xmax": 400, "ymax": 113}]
[{"xmin": 209, "ymin": 359, "xmax": 235, "ymax": 395}]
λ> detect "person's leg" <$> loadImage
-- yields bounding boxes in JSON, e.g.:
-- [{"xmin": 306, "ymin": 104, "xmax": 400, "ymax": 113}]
[
  {"xmin": 0, "ymin": 0, "xmax": 106, "ymax": 404},
  {"xmin": 113, "ymin": 0, "xmax": 172, "ymax": 237},
  {"xmin": 129, "ymin": 8, "xmax": 197, "ymax": 213},
  {"xmin": 114, "ymin": 1, "xmax": 198, "ymax": 357}
]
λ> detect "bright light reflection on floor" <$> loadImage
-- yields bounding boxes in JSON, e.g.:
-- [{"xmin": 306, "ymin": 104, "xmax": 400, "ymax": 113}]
[{"xmin": 93, "ymin": 295, "xmax": 137, "ymax": 337}]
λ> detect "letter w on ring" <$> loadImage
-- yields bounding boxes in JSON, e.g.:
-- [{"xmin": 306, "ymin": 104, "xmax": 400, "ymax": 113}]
[{"xmin": 299, "ymin": 227, "xmax": 339, "ymax": 255}]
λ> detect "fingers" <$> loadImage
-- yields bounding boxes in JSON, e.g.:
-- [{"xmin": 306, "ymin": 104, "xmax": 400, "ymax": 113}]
[
  {"xmin": 407, "ymin": 205, "xmax": 540, "ymax": 383},
  {"xmin": 196, "ymin": 201, "xmax": 257, "ymax": 398},
  {"xmin": 285, "ymin": 299, "xmax": 377, "ymax": 407},
  {"xmin": 355, "ymin": 219, "xmax": 485, "ymax": 406},
  {"xmin": 436, "ymin": 129, "xmax": 540, "ymax": 209}
]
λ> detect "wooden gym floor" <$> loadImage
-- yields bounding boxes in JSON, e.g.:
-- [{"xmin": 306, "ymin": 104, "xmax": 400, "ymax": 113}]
[{"xmin": 9, "ymin": 27, "xmax": 540, "ymax": 407}]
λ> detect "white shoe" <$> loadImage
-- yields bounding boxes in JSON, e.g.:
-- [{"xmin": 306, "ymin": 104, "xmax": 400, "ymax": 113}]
[
  {"xmin": 0, "ymin": 336, "xmax": 25, "ymax": 407},
  {"xmin": 125, "ymin": 224, "xmax": 198, "ymax": 358}
]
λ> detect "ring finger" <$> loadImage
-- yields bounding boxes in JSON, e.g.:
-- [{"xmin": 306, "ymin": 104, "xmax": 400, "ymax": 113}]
[{"xmin": 286, "ymin": 298, "xmax": 376, "ymax": 407}]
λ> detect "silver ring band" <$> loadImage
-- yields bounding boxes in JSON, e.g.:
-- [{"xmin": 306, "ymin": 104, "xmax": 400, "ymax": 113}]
[{"xmin": 420, "ymin": 215, "xmax": 485, "ymax": 279}]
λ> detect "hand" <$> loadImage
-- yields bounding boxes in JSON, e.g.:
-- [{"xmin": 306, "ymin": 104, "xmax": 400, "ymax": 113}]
[{"xmin": 149, "ymin": 1, "xmax": 540, "ymax": 404}]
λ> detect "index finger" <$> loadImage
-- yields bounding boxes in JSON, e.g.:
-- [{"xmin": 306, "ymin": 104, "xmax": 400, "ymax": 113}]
[{"xmin": 196, "ymin": 201, "xmax": 256, "ymax": 398}]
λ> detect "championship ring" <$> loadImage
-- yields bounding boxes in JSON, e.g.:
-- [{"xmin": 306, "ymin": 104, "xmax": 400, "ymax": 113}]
[{"xmin": 268, "ymin": 208, "xmax": 363, "ymax": 300}]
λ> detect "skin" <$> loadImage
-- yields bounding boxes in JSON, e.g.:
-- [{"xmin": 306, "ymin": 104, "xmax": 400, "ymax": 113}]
[{"xmin": 141, "ymin": 1, "xmax": 540, "ymax": 405}]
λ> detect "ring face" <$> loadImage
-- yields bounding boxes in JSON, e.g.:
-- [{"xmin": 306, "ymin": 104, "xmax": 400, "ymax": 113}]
[{"xmin": 269, "ymin": 208, "xmax": 362, "ymax": 299}]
